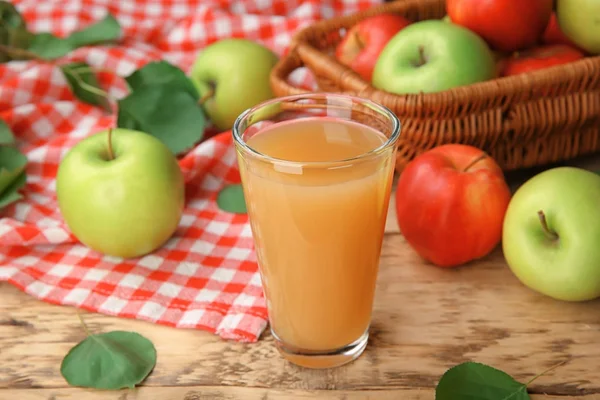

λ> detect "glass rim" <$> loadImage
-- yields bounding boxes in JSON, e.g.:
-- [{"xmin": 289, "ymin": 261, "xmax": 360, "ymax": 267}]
[{"xmin": 232, "ymin": 93, "xmax": 401, "ymax": 168}]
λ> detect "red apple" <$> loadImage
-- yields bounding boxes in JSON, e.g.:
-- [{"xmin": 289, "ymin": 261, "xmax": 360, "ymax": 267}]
[
  {"xmin": 493, "ymin": 50, "xmax": 510, "ymax": 77},
  {"xmin": 501, "ymin": 44, "xmax": 585, "ymax": 76},
  {"xmin": 395, "ymin": 144, "xmax": 512, "ymax": 268},
  {"xmin": 542, "ymin": 12, "xmax": 580, "ymax": 49},
  {"xmin": 335, "ymin": 13, "xmax": 411, "ymax": 82},
  {"xmin": 542, "ymin": 12, "xmax": 572, "ymax": 46},
  {"xmin": 446, "ymin": 0, "xmax": 553, "ymax": 52}
]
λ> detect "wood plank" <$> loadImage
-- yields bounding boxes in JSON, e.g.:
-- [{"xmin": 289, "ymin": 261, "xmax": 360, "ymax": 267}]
[
  {"xmin": 4, "ymin": 386, "xmax": 600, "ymax": 400},
  {"xmin": 2, "ymin": 234, "xmax": 599, "ymax": 396},
  {"xmin": 4, "ymin": 152, "xmax": 600, "ymax": 397},
  {"xmin": 384, "ymin": 195, "xmax": 398, "ymax": 234}
]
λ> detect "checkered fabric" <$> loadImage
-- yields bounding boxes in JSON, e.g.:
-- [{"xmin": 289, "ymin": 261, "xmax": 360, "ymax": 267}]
[{"xmin": 0, "ymin": 0, "xmax": 382, "ymax": 342}]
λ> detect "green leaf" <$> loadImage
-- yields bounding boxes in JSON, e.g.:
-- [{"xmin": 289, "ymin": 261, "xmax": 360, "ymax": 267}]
[
  {"xmin": 0, "ymin": 1, "xmax": 33, "ymax": 62},
  {"xmin": 0, "ymin": 170, "xmax": 25, "ymax": 209},
  {"xmin": 27, "ymin": 14, "xmax": 121, "ymax": 60},
  {"xmin": 0, "ymin": 145, "xmax": 27, "ymax": 194},
  {"xmin": 0, "ymin": 145, "xmax": 27, "ymax": 209},
  {"xmin": 125, "ymin": 61, "xmax": 199, "ymax": 100},
  {"xmin": 60, "ymin": 330, "xmax": 156, "ymax": 390},
  {"xmin": 0, "ymin": 120, "xmax": 15, "ymax": 145},
  {"xmin": 217, "ymin": 184, "xmax": 247, "ymax": 214},
  {"xmin": 117, "ymin": 84, "xmax": 206, "ymax": 154},
  {"xmin": 0, "ymin": 1, "xmax": 26, "ymax": 31},
  {"xmin": 60, "ymin": 62, "xmax": 111, "ymax": 111},
  {"xmin": 7, "ymin": 28, "xmax": 33, "ymax": 50},
  {"xmin": 66, "ymin": 14, "xmax": 121, "ymax": 48},
  {"xmin": 435, "ymin": 362, "xmax": 530, "ymax": 400},
  {"xmin": 28, "ymin": 32, "xmax": 73, "ymax": 59}
]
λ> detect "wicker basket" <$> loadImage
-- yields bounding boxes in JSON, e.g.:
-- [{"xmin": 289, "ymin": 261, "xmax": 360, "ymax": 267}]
[{"xmin": 270, "ymin": 0, "xmax": 600, "ymax": 172}]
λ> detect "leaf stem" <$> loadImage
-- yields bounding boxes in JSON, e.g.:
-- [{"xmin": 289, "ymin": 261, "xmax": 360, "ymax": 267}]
[
  {"xmin": 76, "ymin": 310, "xmax": 92, "ymax": 337},
  {"xmin": 106, "ymin": 128, "xmax": 114, "ymax": 160},
  {"xmin": 198, "ymin": 88, "xmax": 214, "ymax": 106},
  {"xmin": 64, "ymin": 68, "xmax": 115, "ymax": 103},
  {"xmin": 0, "ymin": 44, "xmax": 45, "ymax": 61},
  {"xmin": 63, "ymin": 64, "xmax": 115, "ymax": 76},
  {"xmin": 525, "ymin": 359, "xmax": 570, "ymax": 387}
]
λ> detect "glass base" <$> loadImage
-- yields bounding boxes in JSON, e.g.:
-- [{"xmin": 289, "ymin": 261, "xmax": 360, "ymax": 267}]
[{"xmin": 272, "ymin": 329, "xmax": 369, "ymax": 369}]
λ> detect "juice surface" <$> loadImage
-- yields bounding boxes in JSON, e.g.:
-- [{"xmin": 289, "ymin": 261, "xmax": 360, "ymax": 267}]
[
  {"xmin": 246, "ymin": 117, "xmax": 385, "ymax": 162},
  {"xmin": 239, "ymin": 117, "xmax": 395, "ymax": 351}
]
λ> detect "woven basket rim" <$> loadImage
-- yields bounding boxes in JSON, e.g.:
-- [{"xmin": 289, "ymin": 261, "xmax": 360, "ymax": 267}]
[
  {"xmin": 294, "ymin": 41, "xmax": 600, "ymax": 99},
  {"xmin": 274, "ymin": 0, "xmax": 600, "ymax": 111}
]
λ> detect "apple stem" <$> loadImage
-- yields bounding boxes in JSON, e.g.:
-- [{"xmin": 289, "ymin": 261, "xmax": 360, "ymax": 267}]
[
  {"xmin": 198, "ymin": 88, "xmax": 214, "ymax": 106},
  {"xmin": 462, "ymin": 153, "xmax": 488, "ymax": 172},
  {"xmin": 537, "ymin": 210, "xmax": 559, "ymax": 241},
  {"xmin": 353, "ymin": 31, "xmax": 365, "ymax": 50},
  {"xmin": 413, "ymin": 45, "xmax": 427, "ymax": 67},
  {"xmin": 106, "ymin": 128, "xmax": 115, "ymax": 161}
]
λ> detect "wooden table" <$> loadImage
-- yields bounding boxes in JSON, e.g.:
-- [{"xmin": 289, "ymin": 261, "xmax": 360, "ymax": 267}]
[{"xmin": 2, "ymin": 155, "xmax": 600, "ymax": 400}]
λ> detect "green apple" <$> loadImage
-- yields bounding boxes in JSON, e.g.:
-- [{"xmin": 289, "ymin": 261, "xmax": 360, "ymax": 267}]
[
  {"xmin": 557, "ymin": 0, "xmax": 600, "ymax": 55},
  {"xmin": 502, "ymin": 167, "xmax": 600, "ymax": 302},
  {"xmin": 372, "ymin": 20, "xmax": 496, "ymax": 94},
  {"xmin": 190, "ymin": 38, "xmax": 279, "ymax": 131},
  {"xmin": 56, "ymin": 128, "xmax": 185, "ymax": 259}
]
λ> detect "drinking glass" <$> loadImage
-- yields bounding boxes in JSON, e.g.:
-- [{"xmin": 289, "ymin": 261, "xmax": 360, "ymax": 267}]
[{"xmin": 233, "ymin": 93, "xmax": 401, "ymax": 368}]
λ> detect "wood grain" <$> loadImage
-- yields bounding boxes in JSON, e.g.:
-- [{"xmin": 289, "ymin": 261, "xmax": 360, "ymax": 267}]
[
  {"xmin": 4, "ymin": 386, "xmax": 600, "ymax": 400},
  {"xmin": 2, "ymin": 234, "xmax": 600, "ymax": 396},
  {"xmin": 3, "ymin": 153, "xmax": 600, "ymax": 398}
]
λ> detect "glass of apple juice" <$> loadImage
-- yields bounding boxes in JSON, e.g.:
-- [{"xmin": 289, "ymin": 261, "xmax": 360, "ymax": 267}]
[{"xmin": 232, "ymin": 93, "xmax": 401, "ymax": 369}]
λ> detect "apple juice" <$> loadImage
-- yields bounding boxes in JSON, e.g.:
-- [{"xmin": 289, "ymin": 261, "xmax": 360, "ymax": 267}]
[{"xmin": 237, "ymin": 116, "xmax": 395, "ymax": 353}]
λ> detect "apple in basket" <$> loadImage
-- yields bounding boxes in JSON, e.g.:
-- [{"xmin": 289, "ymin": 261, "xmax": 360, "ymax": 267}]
[
  {"xmin": 556, "ymin": 0, "xmax": 600, "ymax": 55},
  {"xmin": 395, "ymin": 144, "xmax": 512, "ymax": 268},
  {"xmin": 335, "ymin": 13, "xmax": 411, "ymax": 82},
  {"xmin": 500, "ymin": 44, "xmax": 585, "ymax": 77},
  {"xmin": 502, "ymin": 167, "xmax": 600, "ymax": 302},
  {"xmin": 189, "ymin": 38, "xmax": 279, "ymax": 131},
  {"xmin": 542, "ymin": 12, "xmax": 582, "ymax": 50},
  {"xmin": 372, "ymin": 20, "xmax": 497, "ymax": 94},
  {"xmin": 56, "ymin": 128, "xmax": 185, "ymax": 259},
  {"xmin": 446, "ymin": 0, "xmax": 553, "ymax": 52}
]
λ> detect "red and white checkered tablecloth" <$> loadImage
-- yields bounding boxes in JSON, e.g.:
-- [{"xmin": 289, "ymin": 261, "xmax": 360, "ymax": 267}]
[{"xmin": 0, "ymin": 0, "xmax": 382, "ymax": 342}]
